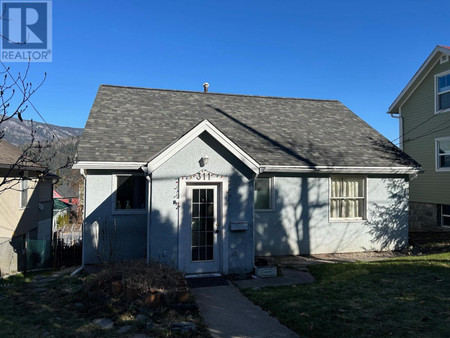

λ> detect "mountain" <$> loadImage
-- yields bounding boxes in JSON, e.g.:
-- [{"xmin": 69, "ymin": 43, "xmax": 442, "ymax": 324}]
[
  {"xmin": 1, "ymin": 117, "xmax": 83, "ymax": 187},
  {"xmin": 0, "ymin": 117, "xmax": 83, "ymax": 146}
]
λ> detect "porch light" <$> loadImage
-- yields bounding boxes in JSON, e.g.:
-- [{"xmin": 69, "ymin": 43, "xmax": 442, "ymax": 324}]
[{"xmin": 200, "ymin": 155, "xmax": 209, "ymax": 167}]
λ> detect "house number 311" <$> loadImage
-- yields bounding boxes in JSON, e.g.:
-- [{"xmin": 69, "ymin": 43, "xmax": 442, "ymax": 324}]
[{"xmin": 196, "ymin": 172, "xmax": 211, "ymax": 180}]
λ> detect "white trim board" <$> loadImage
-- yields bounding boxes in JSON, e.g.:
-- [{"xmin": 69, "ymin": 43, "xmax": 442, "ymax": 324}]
[
  {"xmin": 146, "ymin": 119, "xmax": 260, "ymax": 174},
  {"xmin": 388, "ymin": 45, "xmax": 450, "ymax": 114},
  {"xmin": 259, "ymin": 165, "xmax": 420, "ymax": 175},
  {"xmin": 72, "ymin": 161, "xmax": 145, "ymax": 170}
]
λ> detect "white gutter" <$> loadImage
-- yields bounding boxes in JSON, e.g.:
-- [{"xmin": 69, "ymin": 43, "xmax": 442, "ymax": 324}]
[
  {"xmin": 259, "ymin": 165, "xmax": 421, "ymax": 175},
  {"xmin": 72, "ymin": 161, "xmax": 145, "ymax": 170}
]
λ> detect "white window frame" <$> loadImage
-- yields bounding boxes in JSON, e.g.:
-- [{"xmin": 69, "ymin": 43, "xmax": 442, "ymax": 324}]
[
  {"xmin": 435, "ymin": 136, "xmax": 450, "ymax": 172},
  {"xmin": 441, "ymin": 204, "xmax": 450, "ymax": 228},
  {"xmin": 20, "ymin": 178, "xmax": 28, "ymax": 209},
  {"xmin": 442, "ymin": 204, "xmax": 450, "ymax": 227},
  {"xmin": 435, "ymin": 69, "xmax": 450, "ymax": 114},
  {"xmin": 329, "ymin": 176, "xmax": 367, "ymax": 222},
  {"xmin": 112, "ymin": 173, "xmax": 147, "ymax": 215},
  {"xmin": 254, "ymin": 177, "xmax": 275, "ymax": 212}
]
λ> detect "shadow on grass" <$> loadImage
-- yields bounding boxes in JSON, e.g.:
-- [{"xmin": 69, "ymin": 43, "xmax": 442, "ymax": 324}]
[{"xmin": 243, "ymin": 253, "xmax": 450, "ymax": 338}]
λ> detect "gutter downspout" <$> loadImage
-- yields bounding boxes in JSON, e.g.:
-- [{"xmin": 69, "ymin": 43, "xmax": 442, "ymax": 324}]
[
  {"xmin": 71, "ymin": 168, "xmax": 86, "ymax": 276},
  {"xmin": 252, "ymin": 170, "xmax": 260, "ymax": 272},
  {"xmin": 388, "ymin": 107, "xmax": 403, "ymax": 150},
  {"xmin": 141, "ymin": 165, "xmax": 152, "ymax": 263}
]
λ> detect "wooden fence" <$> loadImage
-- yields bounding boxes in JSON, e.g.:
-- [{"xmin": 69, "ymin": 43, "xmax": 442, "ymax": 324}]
[{"xmin": 53, "ymin": 225, "xmax": 82, "ymax": 269}]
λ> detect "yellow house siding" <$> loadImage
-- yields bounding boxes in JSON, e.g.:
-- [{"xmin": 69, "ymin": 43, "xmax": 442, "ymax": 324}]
[
  {"xmin": 0, "ymin": 175, "xmax": 39, "ymax": 238},
  {"xmin": 401, "ymin": 59, "xmax": 450, "ymax": 205}
]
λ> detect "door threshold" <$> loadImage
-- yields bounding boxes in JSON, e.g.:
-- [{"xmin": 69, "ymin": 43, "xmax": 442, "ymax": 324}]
[{"xmin": 185, "ymin": 273, "xmax": 222, "ymax": 279}]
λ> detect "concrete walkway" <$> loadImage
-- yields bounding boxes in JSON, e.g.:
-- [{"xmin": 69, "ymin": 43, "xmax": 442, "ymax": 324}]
[{"xmin": 192, "ymin": 272, "xmax": 304, "ymax": 338}]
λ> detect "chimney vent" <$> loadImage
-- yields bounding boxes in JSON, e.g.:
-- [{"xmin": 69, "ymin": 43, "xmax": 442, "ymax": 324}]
[{"xmin": 203, "ymin": 82, "xmax": 209, "ymax": 93}]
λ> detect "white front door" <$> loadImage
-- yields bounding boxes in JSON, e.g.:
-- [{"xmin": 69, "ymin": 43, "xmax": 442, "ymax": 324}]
[{"xmin": 183, "ymin": 185, "xmax": 220, "ymax": 274}]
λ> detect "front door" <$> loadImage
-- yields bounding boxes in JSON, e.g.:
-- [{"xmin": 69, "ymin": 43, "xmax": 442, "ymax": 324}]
[{"xmin": 184, "ymin": 185, "xmax": 220, "ymax": 273}]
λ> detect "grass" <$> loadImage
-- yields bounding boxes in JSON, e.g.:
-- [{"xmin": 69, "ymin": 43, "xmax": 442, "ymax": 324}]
[
  {"xmin": 0, "ymin": 266, "xmax": 209, "ymax": 337},
  {"xmin": 243, "ymin": 253, "xmax": 450, "ymax": 338}
]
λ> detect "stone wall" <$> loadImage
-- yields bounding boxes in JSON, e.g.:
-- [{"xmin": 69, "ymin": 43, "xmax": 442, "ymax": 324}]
[{"xmin": 409, "ymin": 202, "xmax": 440, "ymax": 230}]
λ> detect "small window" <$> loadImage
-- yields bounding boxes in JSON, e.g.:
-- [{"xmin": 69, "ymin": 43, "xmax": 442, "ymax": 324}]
[
  {"xmin": 254, "ymin": 177, "xmax": 273, "ymax": 211},
  {"xmin": 114, "ymin": 175, "xmax": 146, "ymax": 211},
  {"xmin": 436, "ymin": 137, "xmax": 450, "ymax": 170},
  {"xmin": 20, "ymin": 179, "xmax": 28, "ymax": 209},
  {"xmin": 442, "ymin": 205, "xmax": 450, "ymax": 227},
  {"xmin": 330, "ymin": 177, "xmax": 365, "ymax": 220},
  {"xmin": 436, "ymin": 71, "xmax": 450, "ymax": 113}
]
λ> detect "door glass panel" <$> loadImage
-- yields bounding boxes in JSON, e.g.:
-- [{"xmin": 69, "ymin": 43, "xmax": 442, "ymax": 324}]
[
  {"xmin": 206, "ymin": 218, "xmax": 214, "ymax": 231},
  {"xmin": 193, "ymin": 204, "xmax": 199, "ymax": 217},
  {"xmin": 192, "ymin": 188, "xmax": 214, "ymax": 261}
]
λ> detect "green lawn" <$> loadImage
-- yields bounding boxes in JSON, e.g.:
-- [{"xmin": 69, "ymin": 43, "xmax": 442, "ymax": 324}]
[{"xmin": 243, "ymin": 253, "xmax": 450, "ymax": 338}]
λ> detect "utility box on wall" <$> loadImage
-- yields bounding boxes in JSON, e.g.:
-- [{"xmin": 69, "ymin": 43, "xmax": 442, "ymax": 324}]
[{"xmin": 230, "ymin": 221, "xmax": 248, "ymax": 231}]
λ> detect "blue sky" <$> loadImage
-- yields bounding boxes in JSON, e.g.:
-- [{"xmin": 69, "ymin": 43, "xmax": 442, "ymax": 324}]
[{"xmin": 6, "ymin": 0, "xmax": 450, "ymax": 143}]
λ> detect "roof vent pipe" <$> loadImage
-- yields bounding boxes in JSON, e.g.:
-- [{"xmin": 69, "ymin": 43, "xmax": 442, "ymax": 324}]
[{"xmin": 203, "ymin": 82, "xmax": 209, "ymax": 93}]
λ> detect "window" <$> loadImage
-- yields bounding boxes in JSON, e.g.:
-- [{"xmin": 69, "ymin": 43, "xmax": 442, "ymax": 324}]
[
  {"xmin": 436, "ymin": 71, "xmax": 450, "ymax": 113},
  {"xmin": 330, "ymin": 177, "xmax": 365, "ymax": 220},
  {"xmin": 113, "ymin": 175, "xmax": 146, "ymax": 212},
  {"xmin": 254, "ymin": 177, "xmax": 273, "ymax": 211},
  {"xmin": 20, "ymin": 179, "xmax": 28, "ymax": 209},
  {"xmin": 436, "ymin": 137, "xmax": 450, "ymax": 170},
  {"xmin": 442, "ymin": 205, "xmax": 450, "ymax": 227}
]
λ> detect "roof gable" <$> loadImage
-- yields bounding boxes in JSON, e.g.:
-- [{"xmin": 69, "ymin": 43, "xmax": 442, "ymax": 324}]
[
  {"xmin": 147, "ymin": 119, "xmax": 259, "ymax": 174},
  {"xmin": 388, "ymin": 45, "xmax": 450, "ymax": 114}
]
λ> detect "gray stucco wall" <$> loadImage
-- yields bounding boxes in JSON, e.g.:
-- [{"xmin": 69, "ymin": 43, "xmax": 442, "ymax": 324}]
[
  {"xmin": 151, "ymin": 132, "xmax": 255, "ymax": 274},
  {"xmin": 255, "ymin": 175, "xmax": 409, "ymax": 255},
  {"xmin": 83, "ymin": 170, "xmax": 147, "ymax": 264},
  {"xmin": 82, "ymin": 135, "xmax": 409, "ymax": 268}
]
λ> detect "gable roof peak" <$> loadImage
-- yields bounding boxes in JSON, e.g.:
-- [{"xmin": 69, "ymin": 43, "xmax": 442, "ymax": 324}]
[{"xmin": 388, "ymin": 44, "xmax": 450, "ymax": 114}]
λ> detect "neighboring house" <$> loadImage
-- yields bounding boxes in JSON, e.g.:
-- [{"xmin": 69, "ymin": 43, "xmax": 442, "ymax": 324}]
[
  {"xmin": 73, "ymin": 85, "xmax": 420, "ymax": 275},
  {"xmin": 52, "ymin": 198, "xmax": 71, "ymax": 233},
  {"xmin": 53, "ymin": 184, "xmax": 79, "ymax": 206},
  {"xmin": 388, "ymin": 45, "xmax": 450, "ymax": 230},
  {"xmin": 0, "ymin": 140, "xmax": 55, "ymax": 275}
]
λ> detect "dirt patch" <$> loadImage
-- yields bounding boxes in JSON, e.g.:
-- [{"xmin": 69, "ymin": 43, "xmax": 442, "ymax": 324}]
[
  {"xmin": 261, "ymin": 232, "xmax": 450, "ymax": 269},
  {"xmin": 262, "ymin": 251, "xmax": 404, "ymax": 269}
]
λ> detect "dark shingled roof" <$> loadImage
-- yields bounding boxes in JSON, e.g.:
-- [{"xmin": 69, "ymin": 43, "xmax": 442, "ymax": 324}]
[{"xmin": 77, "ymin": 85, "xmax": 418, "ymax": 168}]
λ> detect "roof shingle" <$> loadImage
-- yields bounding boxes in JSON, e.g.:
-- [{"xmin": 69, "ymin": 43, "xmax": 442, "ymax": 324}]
[{"xmin": 77, "ymin": 85, "xmax": 418, "ymax": 169}]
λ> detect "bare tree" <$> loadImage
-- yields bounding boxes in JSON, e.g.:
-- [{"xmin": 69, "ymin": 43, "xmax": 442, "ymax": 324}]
[{"xmin": 0, "ymin": 61, "xmax": 54, "ymax": 194}]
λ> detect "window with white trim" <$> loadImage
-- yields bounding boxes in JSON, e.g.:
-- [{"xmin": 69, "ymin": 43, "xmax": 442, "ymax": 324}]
[
  {"xmin": 436, "ymin": 71, "xmax": 450, "ymax": 113},
  {"xmin": 20, "ymin": 178, "xmax": 28, "ymax": 209},
  {"xmin": 442, "ymin": 205, "xmax": 450, "ymax": 227},
  {"xmin": 330, "ymin": 177, "xmax": 365, "ymax": 220},
  {"xmin": 113, "ymin": 174, "xmax": 146, "ymax": 211},
  {"xmin": 254, "ymin": 177, "xmax": 273, "ymax": 211},
  {"xmin": 436, "ymin": 137, "xmax": 450, "ymax": 170}
]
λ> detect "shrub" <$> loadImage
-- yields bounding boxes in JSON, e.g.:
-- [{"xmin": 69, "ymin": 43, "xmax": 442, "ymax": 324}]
[{"xmin": 85, "ymin": 259, "xmax": 182, "ymax": 297}]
